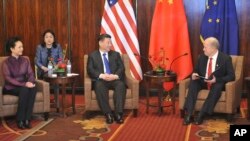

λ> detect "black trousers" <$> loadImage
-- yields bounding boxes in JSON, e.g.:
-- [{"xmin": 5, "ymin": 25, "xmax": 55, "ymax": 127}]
[
  {"xmin": 3, "ymin": 86, "xmax": 37, "ymax": 121},
  {"xmin": 94, "ymin": 79, "xmax": 126, "ymax": 114},
  {"xmin": 184, "ymin": 79, "xmax": 225, "ymax": 115}
]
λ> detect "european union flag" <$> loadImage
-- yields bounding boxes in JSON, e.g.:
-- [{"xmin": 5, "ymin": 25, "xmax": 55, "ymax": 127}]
[{"xmin": 200, "ymin": 0, "xmax": 239, "ymax": 55}]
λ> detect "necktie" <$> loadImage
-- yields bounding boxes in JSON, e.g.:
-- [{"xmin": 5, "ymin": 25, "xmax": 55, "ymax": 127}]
[
  {"xmin": 103, "ymin": 53, "xmax": 111, "ymax": 74},
  {"xmin": 207, "ymin": 58, "xmax": 213, "ymax": 90}
]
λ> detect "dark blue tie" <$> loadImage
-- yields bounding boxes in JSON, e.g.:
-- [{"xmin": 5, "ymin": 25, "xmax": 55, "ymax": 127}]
[{"xmin": 103, "ymin": 53, "xmax": 111, "ymax": 74}]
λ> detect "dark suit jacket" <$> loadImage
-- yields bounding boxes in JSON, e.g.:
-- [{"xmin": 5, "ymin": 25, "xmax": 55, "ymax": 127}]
[
  {"xmin": 194, "ymin": 52, "xmax": 235, "ymax": 84},
  {"xmin": 87, "ymin": 50, "xmax": 125, "ymax": 80}
]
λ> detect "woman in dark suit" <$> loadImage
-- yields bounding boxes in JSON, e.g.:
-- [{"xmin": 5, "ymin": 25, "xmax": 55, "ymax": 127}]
[
  {"xmin": 2, "ymin": 37, "xmax": 37, "ymax": 129},
  {"xmin": 35, "ymin": 29, "xmax": 63, "ymax": 79}
]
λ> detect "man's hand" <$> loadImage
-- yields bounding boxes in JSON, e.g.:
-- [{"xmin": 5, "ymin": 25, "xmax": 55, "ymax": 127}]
[
  {"xmin": 204, "ymin": 75, "xmax": 216, "ymax": 84},
  {"xmin": 108, "ymin": 74, "xmax": 119, "ymax": 80},
  {"xmin": 192, "ymin": 73, "xmax": 199, "ymax": 80},
  {"xmin": 99, "ymin": 73, "xmax": 119, "ymax": 81},
  {"xmin": 25, "ymin": 82, "xmax": 35, "ymax": 88}
]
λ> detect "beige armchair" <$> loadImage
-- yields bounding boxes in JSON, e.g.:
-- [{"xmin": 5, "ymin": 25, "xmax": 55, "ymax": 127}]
[
  {"xmin": 0, "ymin": 56, "xmax": 50, "ymax": 120},
  {"xmin": 84, "ymin": 54, "xmax": 139, "ymax": 117},
  {"xmin": 179, "ymin": 56, "xmax": 244, "ymax": 121}
]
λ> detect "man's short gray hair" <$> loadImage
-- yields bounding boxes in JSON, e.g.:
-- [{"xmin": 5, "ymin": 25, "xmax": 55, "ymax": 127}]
[{"xmin": 206, "ymin": 37, "xmax": 220, "ymax": 49}]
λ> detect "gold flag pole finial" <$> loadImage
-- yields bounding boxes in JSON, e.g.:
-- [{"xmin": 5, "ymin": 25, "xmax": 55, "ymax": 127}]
[{"xmin": 64, "ymin": 44, "xmax": 68, "ymax": 60}]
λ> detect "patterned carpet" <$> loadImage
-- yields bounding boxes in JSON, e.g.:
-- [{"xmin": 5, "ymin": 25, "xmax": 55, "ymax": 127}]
[
  {"xmin": 0, "ymin": 115, "xmax": 53, "ymax": 141},
  {"xmin": 1, "ymin": 95, "xmax": 249, "ymax": 141}
]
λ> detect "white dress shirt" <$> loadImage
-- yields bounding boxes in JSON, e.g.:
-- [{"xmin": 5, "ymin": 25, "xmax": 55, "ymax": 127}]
[{"xmin": 205, "ymin": 51, "xmax": 218, "ymax": 78}]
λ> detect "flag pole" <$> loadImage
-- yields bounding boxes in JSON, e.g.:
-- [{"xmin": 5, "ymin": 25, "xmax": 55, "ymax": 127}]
[{"xmin": 135, "ymin": 0, "xmax": 138, "ymax": 19}]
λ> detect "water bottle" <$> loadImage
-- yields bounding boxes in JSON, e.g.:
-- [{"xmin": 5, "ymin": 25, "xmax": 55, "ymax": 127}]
[
  {"xmin": 48, "ymin": 61, "xmax": 53, "ymax": 76},
  {"xmin": 67, "ymin": 60, "xmax": 71, "ymax": 74}
]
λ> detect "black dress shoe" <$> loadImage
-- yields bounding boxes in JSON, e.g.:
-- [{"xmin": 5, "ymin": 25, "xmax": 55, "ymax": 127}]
[
  {"xmin": 105, "ymin": 113, "xmax": 113, "ymax": 124},
  {"xmin": 183, "ymin": 115, "xmax": 192, "ymax": 125},
  {"xmin": 114, "ymin": 113, "xmax": 124, "ymax": 124},
  {"xmin": 194, "ymin": 114, "xmax": 204, "ymax": 125},
  {"xmin": 24, "ymin": 120, "xmax": 32, "ymax": 129},
  {"xmin": 17, "ymin": 121, "xmax": 25, "ymax": 129}
]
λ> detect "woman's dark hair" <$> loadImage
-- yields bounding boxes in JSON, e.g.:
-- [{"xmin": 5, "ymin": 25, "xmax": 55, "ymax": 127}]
[
  {"xmin": 41, "ymin": 29, "xmax": 57, "ymax": 48},
  {"xmin": 5, "ymin": 36, "xmax": 22, "ymax": 53}
]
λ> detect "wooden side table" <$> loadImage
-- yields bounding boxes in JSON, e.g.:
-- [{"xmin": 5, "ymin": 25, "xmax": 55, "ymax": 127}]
[
  {"xmin": 245, "ymin": 77, "xmax": 250, "ymax": 120},
  {"xmin": 144, "ymin": 71, "xmax": 177, "ymax": 115},
  {"xmin": 44, "ymin": 74, "xmax": 78, "ymax": 117}
]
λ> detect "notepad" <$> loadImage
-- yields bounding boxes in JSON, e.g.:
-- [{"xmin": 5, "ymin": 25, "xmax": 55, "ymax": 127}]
[{"xmin": 195, "ymin": 74, "xmax": 212, "ymax": 80}]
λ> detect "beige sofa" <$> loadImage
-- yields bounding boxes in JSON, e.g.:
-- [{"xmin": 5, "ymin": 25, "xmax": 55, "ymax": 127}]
[
  {"xmin": 84, "ymin": 54, "xmax": 139, "ymax": 117},
  {"xmin": 179, "ymin": 56, "xmax": 244, "ymax": 121},
  {"xmin": 0, "ymin": 56, "xmax": 50, "ymax": 120}
]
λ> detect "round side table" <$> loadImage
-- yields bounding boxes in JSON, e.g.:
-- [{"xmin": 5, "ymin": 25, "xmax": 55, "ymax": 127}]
[{"xmin": 44, "ymin": 74, "xmax": 78, "ymax": 117}]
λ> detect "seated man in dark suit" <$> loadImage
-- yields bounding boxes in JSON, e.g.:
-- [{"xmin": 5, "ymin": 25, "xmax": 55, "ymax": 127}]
[
  {"xmin": 183, "ymin": 37, "xmax": 235, "ymax": 125},
  {"xmin": 87, "ymin": 33, "xmax": 126, "ymax": 124}
]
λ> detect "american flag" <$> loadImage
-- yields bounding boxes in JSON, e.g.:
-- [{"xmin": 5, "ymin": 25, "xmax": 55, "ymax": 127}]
[{"xmin": 100, "ymin": 0, "xmax": 142, "ymax": 80}]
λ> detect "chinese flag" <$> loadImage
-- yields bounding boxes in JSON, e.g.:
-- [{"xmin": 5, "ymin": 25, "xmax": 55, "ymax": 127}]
[{"xmin": 149, "ymin": 0, "xmax": 193, "ymax": 91}]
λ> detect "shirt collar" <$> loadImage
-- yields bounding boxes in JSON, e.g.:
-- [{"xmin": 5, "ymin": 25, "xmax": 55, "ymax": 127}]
[
  {"xmin": 10, "ymin": 55, "xmax": 20, "ymax": 60},
  {"xmin": 210, "ymin": 50, "xmax": 219, "ymax": 59},
  {"xmin": 99, "ymin": 50, "xmax": 108, "ymax": 56}
]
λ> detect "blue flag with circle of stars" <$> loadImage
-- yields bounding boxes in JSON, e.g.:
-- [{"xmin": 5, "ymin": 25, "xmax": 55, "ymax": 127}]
[{"xmin": 200, "ymin": 0, "xmax": 239, "ymax": 55}]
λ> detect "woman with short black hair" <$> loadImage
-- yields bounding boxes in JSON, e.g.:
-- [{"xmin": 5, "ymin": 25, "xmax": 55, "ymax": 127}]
[
  {"xmin": 35, "ymin": 29, "xmax": 63, "ymax": 79},
  {"xmin": 2, "ymin": 36, "xmax": 37, "ymax": 129}
]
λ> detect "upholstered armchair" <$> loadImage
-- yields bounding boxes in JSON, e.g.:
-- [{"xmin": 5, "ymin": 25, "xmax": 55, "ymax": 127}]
[
  {"xmin": 179, "ymin": 56, "xmax": 244, "ymax": 121},
  {"xmin": 0, "ymin": 56, "xmax": 50, "ymax": 120},
  {"xmin": 84, "ymin": 54, "xmax": 139, "ymax": 117}
]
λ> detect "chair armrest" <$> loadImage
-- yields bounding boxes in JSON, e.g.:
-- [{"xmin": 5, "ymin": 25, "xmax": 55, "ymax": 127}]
[
  {"xmin": 225, "ymin": 79, "xmax": 238, "ymax": 113},
  {"xmin": 179, "ymin": 78, "xmax": 190, "ymax": 109},
  {"xmin": 125, "ymin": 71, "xmax": 139, "ymax": 108},
  {"xmin": 35, "ymin": 79, "xmax": 50, "ymax": 112},
  {"xmin": 0, "ymin": 86, "xmax": 3, "ymax": 106},
  {"xmin": 36, "ymin": 79, "xmax": 50, "ymax": 93},
  {"xmin": 84, "ymin": 77, "xmax": 92, "ymax": 109}
]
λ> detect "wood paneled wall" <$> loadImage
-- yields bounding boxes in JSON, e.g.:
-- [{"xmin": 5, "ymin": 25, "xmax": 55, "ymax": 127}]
[
  {"xmin": 0, "ymin": 0, "xmax": 250, "ymax": 89},
  {"xmin": 0, "ymin": 1, "xmax": 4, "ymax": 56}
]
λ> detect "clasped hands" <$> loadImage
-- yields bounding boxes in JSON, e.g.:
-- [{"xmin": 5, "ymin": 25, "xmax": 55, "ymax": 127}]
[
  {"xmin": 99, "ymin": 73, "xmax": 119, "ymax": 81},
  {"xmin": 25, "ymin": 82, "xmax": 35, "ymax": 88},
  {"xmin": 192, "ymin": 73, "xmax": 216, "ymax": 84}
]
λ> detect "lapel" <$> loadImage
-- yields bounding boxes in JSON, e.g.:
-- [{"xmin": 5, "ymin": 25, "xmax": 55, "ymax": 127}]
[
  {"xmin": 97, "ymin": 51, "xmax": 104, "ymax": 73},
  {"xmin": 108, "ymin": 51, "xmax": 114, "ymax": 69},
  {"xmin": 201, "ymin": 56, "xmax": 208, "ymax": 75},
  {"xmin": 42, "ymin": 47, "xmax": 48, "ymax": 63},
  {"xmin": 215, "ymin": 52, "xmax": 222, "ymax": 71}
]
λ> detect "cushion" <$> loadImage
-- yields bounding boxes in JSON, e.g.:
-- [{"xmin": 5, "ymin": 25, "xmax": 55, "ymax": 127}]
[
  {"xmin": 3, "ymin": 92, "xmax": 44, "ymax": 105},
  {"xmin": 185, "ymin": 89, "xmax": 226, "ymax": 102}
]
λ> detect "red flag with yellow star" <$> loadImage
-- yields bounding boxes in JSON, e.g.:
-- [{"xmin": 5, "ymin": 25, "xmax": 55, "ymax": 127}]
[{"xmin": 149, "ymin": 0, "xmax": 193, "ymax": 90}]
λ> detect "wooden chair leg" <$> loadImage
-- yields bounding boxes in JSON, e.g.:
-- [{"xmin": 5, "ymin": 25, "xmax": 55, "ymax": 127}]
[
  {"xmin": 83, "ymin": 111, "xmax": 92, "ymax": 119},
  {"xmin": 236, "ymin": 106, "xmax": 240, "ymax": 113},
  {"xmin": 133, "ymin": 109, "xmax": 138, "ymax": 117},
  {"xmin": 44, "ymin": 112, "xmax": 49, "ymax": 121},
  {"xmin": 180, "ymin": 109, "xmax": 185, "ymax": 118},
  {"xmin": 227, "ymin": 114, "xmax": 234, "ymax": 122}
]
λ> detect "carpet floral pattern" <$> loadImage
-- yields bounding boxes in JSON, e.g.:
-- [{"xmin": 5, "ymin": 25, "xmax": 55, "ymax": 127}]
[
  {"xmin": 194, "ymin": 119, "xmax": 230, "ymax": 140},
  {"xmin": 73, "ymin": 116, "xmax": 110, "ymax": 141},
  {"xmin": 190, "ymin": 106, "xmax": 249, "ymax": 141}
]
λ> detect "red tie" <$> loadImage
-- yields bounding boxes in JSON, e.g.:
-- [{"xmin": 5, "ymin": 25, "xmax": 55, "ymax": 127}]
[{"xmin": 207, "ymin": 58, "xmax": 213, "ymax": 90}]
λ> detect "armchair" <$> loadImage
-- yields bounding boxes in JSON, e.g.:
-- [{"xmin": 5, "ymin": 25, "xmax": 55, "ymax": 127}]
[
  {"xmin": 179, "ymin": 56, "xmax": 244, "ymax": 121},
  {"xmin": 0, "ymin": 56, "xmax": 50, "ymax": 120},
  {"xmin": 84, "ymin": 54, "xmax": 139, "ymax": 117}
]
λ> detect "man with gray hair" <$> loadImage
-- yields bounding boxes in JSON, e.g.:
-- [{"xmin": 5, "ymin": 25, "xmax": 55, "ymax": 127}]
[{"xmin": 183, "ymin": 37, "xmax": 235, "ymax": 125}]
